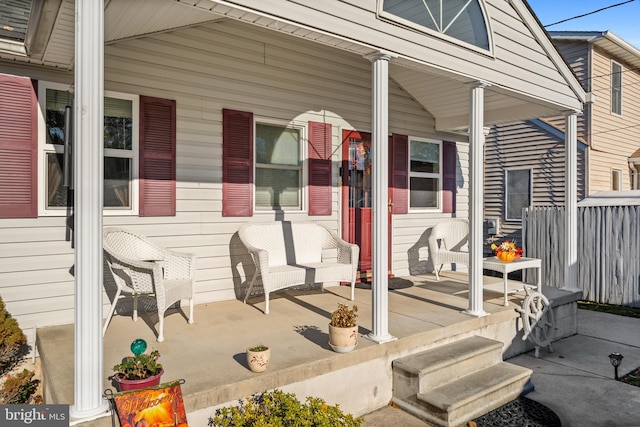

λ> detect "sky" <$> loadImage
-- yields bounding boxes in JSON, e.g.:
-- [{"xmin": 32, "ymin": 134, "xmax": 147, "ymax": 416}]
[{"xmin": 527, "ymin": 0, "xmax": 640, "ymax": 49}]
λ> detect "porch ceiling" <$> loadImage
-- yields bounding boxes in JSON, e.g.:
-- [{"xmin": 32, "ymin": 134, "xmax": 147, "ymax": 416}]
[{"xmin": 4, "ymin": 0, "xmax": 576, "ymax": 131}]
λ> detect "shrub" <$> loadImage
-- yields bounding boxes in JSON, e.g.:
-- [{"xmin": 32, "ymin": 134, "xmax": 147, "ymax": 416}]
[
  {"xmin": 0, "ymin": 295, "xmax": 41, "ymax": 404},
  {"xmin": 0, "ymin": 296, "xmax": 27, "ymax": 375},
  {"xmin": 0, "ymin": 369, "xmax": 42, "ymax": 404},
  {"xmin": 208, "ymin": 389, "xmax": 362, "ymax": 427}
]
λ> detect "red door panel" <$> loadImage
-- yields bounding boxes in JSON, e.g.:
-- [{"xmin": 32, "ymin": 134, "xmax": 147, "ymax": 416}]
[{"xmin": 341, "ymin": 130, "xmax": 391, "ymax": 280}]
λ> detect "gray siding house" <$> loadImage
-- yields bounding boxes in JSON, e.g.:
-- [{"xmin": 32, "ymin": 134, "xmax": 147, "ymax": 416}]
[{"xmin": 485, "ymin": 30, "xmax": 640, "ymax": 244}]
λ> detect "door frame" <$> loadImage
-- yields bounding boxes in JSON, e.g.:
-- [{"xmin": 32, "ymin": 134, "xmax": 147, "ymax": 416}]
[{"xmin": 341, "ymin": 129, "xmax": 392, "ymax": 280}]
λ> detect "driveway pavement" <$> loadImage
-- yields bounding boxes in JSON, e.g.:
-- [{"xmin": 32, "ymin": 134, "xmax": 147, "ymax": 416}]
[
  {"xmin": 364, "ymin": 308, "xmax": 640, "ymax": 427},
  {"xmin": 510, "ymin": 309, "xmax": 640, "ymax": 427}
]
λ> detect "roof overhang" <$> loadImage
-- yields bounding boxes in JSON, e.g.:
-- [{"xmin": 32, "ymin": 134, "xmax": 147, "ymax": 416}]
[
  {"xmin": 549, "ymin": 30, "xmax": 640, "ymax": 70},
  {"xmin": 1, "ymin": 0, "xmax": 585, "ymax": 132}
]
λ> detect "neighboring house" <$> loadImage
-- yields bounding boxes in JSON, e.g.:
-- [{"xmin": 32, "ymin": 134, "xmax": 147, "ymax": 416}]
[
  {"xmin": 0, "ymin": 0, "xmax": 584, "ymax": 418},
  {"xmin": 485, "ymin": 119, "xmax": 588, "ymax": 242},
  {"xmin": 485, "ymin": 30, "xmax": 640, "ymax": 243}
]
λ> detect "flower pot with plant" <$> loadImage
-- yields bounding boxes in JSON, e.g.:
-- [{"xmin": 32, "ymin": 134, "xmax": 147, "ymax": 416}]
[
  {"xmin": 246, "ymin": 344, "xmax": 270, "ymax": 373},
  {"xmin": 491, "ymin": 240, "xmax": 524, "ymax": 263},
  {"xmin": 112, "ymin": 339, "xmax": 164, "ymax": 391},
  {"xmin": 328, "ymin": 303, "xmax": 358, "ymax": 353}
]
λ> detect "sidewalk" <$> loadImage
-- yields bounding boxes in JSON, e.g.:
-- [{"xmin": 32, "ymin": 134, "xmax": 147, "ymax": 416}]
[
  {"xmin": 510, "ymin": 309, "xmax": 640, "ymax": 427},
  {"xmin": 363, "ymin": 309, "xmax": 640, "ymax": 427}
]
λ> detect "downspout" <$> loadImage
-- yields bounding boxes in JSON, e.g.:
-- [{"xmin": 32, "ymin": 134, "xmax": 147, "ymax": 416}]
[{"xmin": 629, "ymin": 161, "xmax": 638, "ymax": 190}]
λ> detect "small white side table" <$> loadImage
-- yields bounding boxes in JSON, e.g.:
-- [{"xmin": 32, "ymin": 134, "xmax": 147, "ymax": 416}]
[{"xmin": 482, "ymin": 256, "xmax": 541, "ymax": 306}]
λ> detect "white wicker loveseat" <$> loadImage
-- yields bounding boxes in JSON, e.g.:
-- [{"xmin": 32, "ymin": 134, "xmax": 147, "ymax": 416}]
[
  {"xmin": 428, "ymin": 218, "xmax": 469, "ymax": 280},
  {"xmin": 238, "ymin": 221, "xmax": 359, "ymax": 314},
  {"xmin": 103, "ymin": 228, "xmax": 196, "ymax": 342}
]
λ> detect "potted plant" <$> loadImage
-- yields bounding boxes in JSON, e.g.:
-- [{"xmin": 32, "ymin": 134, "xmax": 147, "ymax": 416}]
[
  {"xmin": 328, "ymin": 303, "xmax": 358, "ymax": 353},
  {"xmin": 246, "ymin": 344, "xmax": 270, "ymax": 373},
  {"xmin": 112, "ymin": 339, "xmax": 164, "ymax": 391}
]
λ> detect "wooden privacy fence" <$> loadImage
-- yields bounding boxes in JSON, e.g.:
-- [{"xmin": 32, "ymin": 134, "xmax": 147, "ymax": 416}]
[{"xmin": 523, "ymin": 205, "xmax": 640, "ymax": 307}]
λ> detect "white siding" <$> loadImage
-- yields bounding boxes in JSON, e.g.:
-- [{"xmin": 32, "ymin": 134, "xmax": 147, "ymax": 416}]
[{"xmin": 0, "ymin": 20, "xmax": 466, "ymax": 332}]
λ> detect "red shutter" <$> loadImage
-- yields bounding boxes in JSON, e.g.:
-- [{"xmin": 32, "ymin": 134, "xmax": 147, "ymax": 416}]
[
  {"xmin": 390, "ymin": 134, "xmax": 408, "ymax": 214},
  {"xmin": 308, "ymin": 121, "xmax": 332, "ymax": 216},
  {"xmin": 222, "ymin": 109, "xmax": 253, "ymax": 217},
  {"xmin": 139, "ymin": 96, "xmax": 176, "ymax": 216},
  {"xmin": 442, "ymin": 140, "xmax": 457, "ymax": 214},
  {"xmin": 0, "ymin": 75, "xmax": 37, "ymax": 218}
]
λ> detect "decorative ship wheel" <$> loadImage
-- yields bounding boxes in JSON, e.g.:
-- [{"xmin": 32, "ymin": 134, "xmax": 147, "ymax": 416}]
[{"xmin": 516, "ymin": 287, "xmax": 555, "ymax": 358}]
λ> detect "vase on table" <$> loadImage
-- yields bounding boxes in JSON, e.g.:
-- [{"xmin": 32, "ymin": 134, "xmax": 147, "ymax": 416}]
[{"xmin": 497, "ymin": 251, "xmax": 515, "ymax": 262}]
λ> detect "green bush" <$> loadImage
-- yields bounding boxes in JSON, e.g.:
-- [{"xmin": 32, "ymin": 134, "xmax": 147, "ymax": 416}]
[
  {"xmin": 0, "ymin": 369, "xmax": 42, "ymax": 404},
  {"xmin": 0, "ymin": 296, "xmax": 27, "ymax": 375},
  {"xmin": 0, "ymin": 295, "xmax": 41, "ymax": 404},
  {"xmin": 208, "ymin": 389, "xmax": 362, "ymax": 427}
]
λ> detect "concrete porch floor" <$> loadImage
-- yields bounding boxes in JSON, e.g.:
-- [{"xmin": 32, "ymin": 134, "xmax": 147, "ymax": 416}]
[{"xmin": 36, "ymin": 271, "xmax": 578, "ymax": 426}]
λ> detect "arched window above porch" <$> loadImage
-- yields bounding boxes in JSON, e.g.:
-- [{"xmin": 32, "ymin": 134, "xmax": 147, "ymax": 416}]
[{"xmin": 379, "ymin": 0, "xmax": 491, "ymax": 52}]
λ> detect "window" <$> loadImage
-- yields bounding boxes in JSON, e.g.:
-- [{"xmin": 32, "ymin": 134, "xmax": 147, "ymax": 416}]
[
  {"xmin": 39, "ymin": 82, "xmax": 139, "ymax": 215},
  {"xmin": 505, "ymin": 169, "xmax": 531, "ymax": 220},
  {"xmin": 380, "ymin": 0, "xmax": 490, "ymax": 51},
  {"xmin": 612, "ymin": 168, "xmax": 622, "ymax": 191},
  {"xmin": 612, "ymin": 61, "xmax": 622, "ymax": 115},
  {"xmin": 254, "ymin": 121, "xmax": 304, "ymax": 211},
  {"xmin": 409, "ymin": 139, "xmax": 441, "ymax": 209}
]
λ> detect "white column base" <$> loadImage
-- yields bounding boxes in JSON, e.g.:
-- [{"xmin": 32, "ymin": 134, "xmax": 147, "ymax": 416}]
[
  {"xmin": 365, "ymin": 332, "xmax": 398, "ymax": 344},
  {"xmin": 462, "ymin": 309, "xmax": 489, "ymax": 317},
  {"xmin": 69, "ymin": 404, "xmax": 110, "ymax": 424}
]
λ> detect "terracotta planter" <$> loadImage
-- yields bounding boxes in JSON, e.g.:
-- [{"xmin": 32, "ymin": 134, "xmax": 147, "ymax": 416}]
[
  {"xmin": 246, "ymin": 347, "xmax": 270, "ymax": 373},
  {"xmin": 328, "ymin": 324, "xmax": 358, "ymax": 353},
  {"xmin": 497, "ymin": 251, "xmax": 515, "ymax": 263},
  {"xmin": 113, "ymin": 368, "xmax": 164, "ymax": 392}
]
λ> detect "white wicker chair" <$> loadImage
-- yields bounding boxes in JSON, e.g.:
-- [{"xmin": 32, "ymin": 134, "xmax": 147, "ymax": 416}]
[
  {"xmin": 428, "ymin": 218, "xmax": 469, "ymax": 280},
  {"xmin": 103, "ymin": 228, "xmax": 195, "ymax": 342},
  {"xmin": 238, "ymin": 221, "xmax": 359, "ymax": 314}
]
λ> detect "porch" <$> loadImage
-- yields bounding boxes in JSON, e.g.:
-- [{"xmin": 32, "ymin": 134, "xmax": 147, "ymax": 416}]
[{"xmin": 37, "ymin": 272, "xmax": 580, "ymax": 426}]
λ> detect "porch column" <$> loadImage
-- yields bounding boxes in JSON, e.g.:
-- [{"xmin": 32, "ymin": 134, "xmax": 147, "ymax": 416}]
[
  {"xmin": 70, "ymin": 0, "xmax": 108, "ymax": 420},
  {"xmin": 366, "ymin": 51, "xmax": 396, "ymax": 343},
  {"xmin": 465, "ymin": 82, "xmax": 489, "ymax": 317},
  {"xmin": 563, "ymin": 111, "xmax": 580, "ymax": 290}
]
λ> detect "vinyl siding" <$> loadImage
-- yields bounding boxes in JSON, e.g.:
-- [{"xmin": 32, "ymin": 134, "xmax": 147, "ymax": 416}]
[
  {"xmin": 545, "ymin": 40, "xmax": 591, "ymax": 143},
  {"xmin": 485, "ymin": 121, "xmax": 586, "ymax": 243},
  {"xmin": 0, "ymin": 20, "xmax": 466, "ymax": 333},
  {"xmin": 588, "ymin": 45, "xmax": 640, "ymax": 193},
  {"xmin": 224, "ymin": 0, "xmax": 583, "ymax": 111},
  {"xmin": 392, "ymin": 142, "xmax": 470, "ymax": 276}
]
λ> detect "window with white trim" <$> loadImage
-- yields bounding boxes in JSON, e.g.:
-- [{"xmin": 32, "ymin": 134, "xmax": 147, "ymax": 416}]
[
  {"xmin": 380, "ymin": 0, "xmax": 490, "ymax": 51},
  {"xmin": 409, "ymin": 138, "xmax": 441, "ymax": 209},
  {"xmin": 612, "ymin": 168, "xmax": 622, "ymax": 191},
  {"xmin": 505, "ymin": 168, "xmax": 531, "ymax": 220},
  {"xmin": 612, "ymin": 61, "xmax": 622, "ymax": 115},
  {"xmin": 38, "ymin": 82, "xmax": 139, "ymax": 215},
  {"xmin": 254, "ymin": 121, "xmax": 305, "ymax": 211}
]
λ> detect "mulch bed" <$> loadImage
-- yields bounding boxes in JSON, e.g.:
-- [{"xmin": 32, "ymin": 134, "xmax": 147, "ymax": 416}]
[
  {"xmin": 472, "ymin": 397, "xmax": 561, "ymax": 427},
  {"xmin": 621, "ymin": 367, "xmax": 640, "ymax": 387}
]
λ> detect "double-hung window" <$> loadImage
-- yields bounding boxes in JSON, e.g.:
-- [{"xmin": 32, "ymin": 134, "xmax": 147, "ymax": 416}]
[
  {"xmin": 39, "ymin": 82, "xmax": 139, "ymax": 215},
  {"xmin": 409, "ymin": 138, "xmax": 441, "ymax": 209},
  {"xmin": 612, "ymin": 61, "xmax": 622, "ymax": 115},
  {"xmin": 254, "ymin": 121, "xmax": 304, "ymax": 211},
  {"xmin": 505, "ymin": 168, "xmax": 531, "ymax": 220}
]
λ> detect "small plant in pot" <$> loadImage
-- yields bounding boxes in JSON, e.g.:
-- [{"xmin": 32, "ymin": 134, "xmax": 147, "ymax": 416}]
[
  {"xmin": 246, "ymin": 344, "xmax": 270, "ymax": 373},
  {"xmin": 328, "ymin": 303, "xmax": 358, "ymax": 353},
  {"xmin": 112, "ymin": 339, "xmax": 164, "ymax": 391}
]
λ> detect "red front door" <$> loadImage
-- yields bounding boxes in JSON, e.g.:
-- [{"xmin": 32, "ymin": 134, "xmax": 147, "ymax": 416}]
[{"xmin": 341, "ymin": 130, "xmax": 392, "ymax": 280}]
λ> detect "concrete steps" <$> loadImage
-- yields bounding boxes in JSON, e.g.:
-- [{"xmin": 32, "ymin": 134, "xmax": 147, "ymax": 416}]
[{"xmin": 392, "ymin": 336, "xmax": 532, "ymax": 427}]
